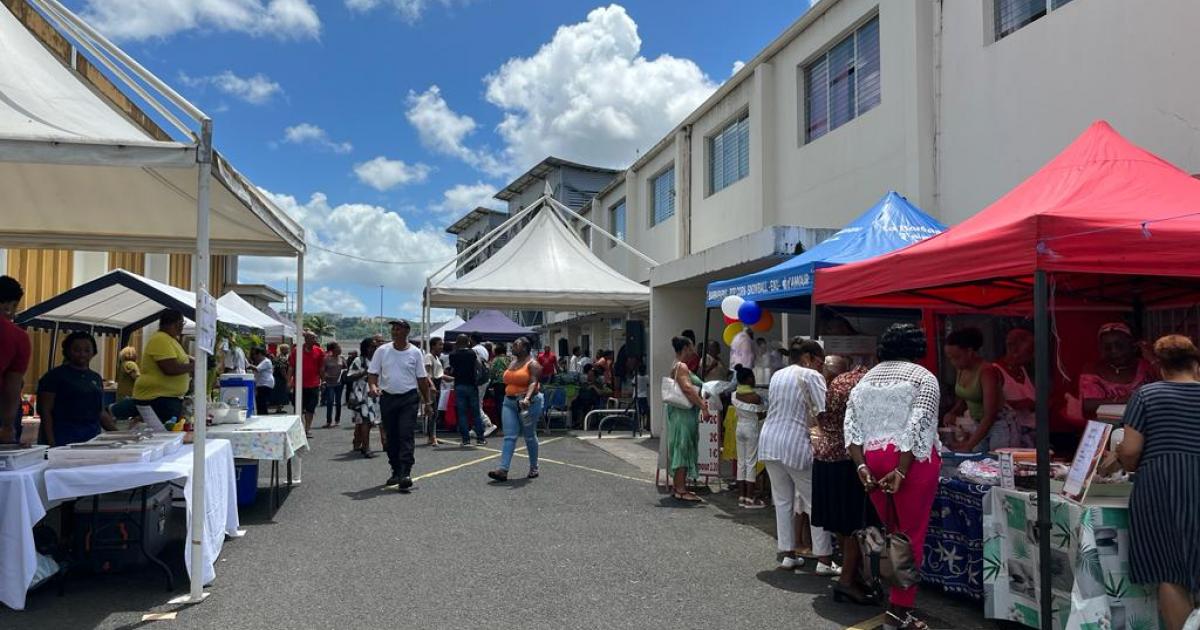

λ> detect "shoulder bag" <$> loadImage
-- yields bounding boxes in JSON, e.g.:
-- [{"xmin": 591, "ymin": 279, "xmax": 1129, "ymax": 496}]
[
  {"xmin": 854, "ymin": 494, "xmax": 918, "ymax": 591},
  {"xmin": 661, "ymin": 363, "xmax": 694, "ymax": 409}
]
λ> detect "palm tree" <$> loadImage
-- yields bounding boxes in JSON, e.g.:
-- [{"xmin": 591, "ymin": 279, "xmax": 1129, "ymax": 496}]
[{"xmin": 303, "ymin": 314, "xmax": 336, "ymax": 340}]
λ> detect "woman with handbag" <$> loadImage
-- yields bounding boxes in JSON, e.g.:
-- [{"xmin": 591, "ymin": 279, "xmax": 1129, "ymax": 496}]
[
  {"xmin": 664, "ymin": 335, "xmax": 708, "ymax": 503},
  {"xmin": 347, "ymin": 337, "xmax": 380, "ymax": 458},
  {"xmin": 844, "ymin": 324, "xmax": 942, "ymax": 630}
]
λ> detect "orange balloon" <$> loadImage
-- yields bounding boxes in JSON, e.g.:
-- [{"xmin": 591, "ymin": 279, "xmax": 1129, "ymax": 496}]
[{"xmin": 751, "ymin": 310, "xmax": 775, "ymax": 332}]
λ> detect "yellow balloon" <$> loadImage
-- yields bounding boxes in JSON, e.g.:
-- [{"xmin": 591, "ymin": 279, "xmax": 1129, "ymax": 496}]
[
  {"xmin": 722, "ymin": 322, "xmax": 743, "ymax": 346},
  {"xmin": 752, "ymin": 310, "xmax": 775, "ymax": 332}
]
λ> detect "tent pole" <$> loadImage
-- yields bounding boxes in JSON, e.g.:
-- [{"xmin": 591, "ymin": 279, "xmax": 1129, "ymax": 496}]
[
  {"xmin": 1033, "ymin": 271, "xmax": 1053, "ymax": 630},
  {"xmin": 186, "ymin": 118, "xmax": 212, "ymax": 603},
  {"xmin": 295, "ymin": 254, "xmax": 304, "ymax": 417},
  {"xmin": 701, "ymin": 308, "xmax": 711, "ymax": 376},
  {"xmin": 809, "ymin": 305, "xmax": 820, "ymax": 340},
  {"xmin": 545, "ymin": 196, "xmax": 659, "ymax": 267}
]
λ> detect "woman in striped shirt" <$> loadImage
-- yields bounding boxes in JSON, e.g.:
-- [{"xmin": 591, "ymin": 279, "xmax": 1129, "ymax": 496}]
[{"xmin": 1116, "ymin": 335, "xmax": 1200, "ymax": 630}]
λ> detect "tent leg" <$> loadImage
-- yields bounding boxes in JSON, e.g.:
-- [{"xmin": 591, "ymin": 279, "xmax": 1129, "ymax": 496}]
[
  {"xmin": 1033, "ymin": 271, "xmax": 1053, "ymax": 630},
  {"xmin": 294, "ymin": 254, "xmax": 304, "ymax": 416},
  {"xmin": 809, "ymin": 305, "xmax": 819, "ymax": 340},
  {"xmin": 186, "ymin": 119, "xmax": 212, "ymax": 604}
]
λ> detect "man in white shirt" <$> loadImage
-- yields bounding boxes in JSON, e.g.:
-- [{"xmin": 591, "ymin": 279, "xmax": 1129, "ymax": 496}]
[
  {"xmin": 368, "ymin": 320, "xmax": 432, "ymax": 492},
  {"xmin": 469, "ymin": 333, "xmax": 497, "ymax": 437}
]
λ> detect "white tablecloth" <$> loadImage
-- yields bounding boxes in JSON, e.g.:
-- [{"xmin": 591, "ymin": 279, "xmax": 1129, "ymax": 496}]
[
  {"xmin": 0, "ymin": 461, "xmax": 49, "ymax": 610},
  {"xmin": 44, "ymin": 440, "xmax": 242, "ymax": 592}
]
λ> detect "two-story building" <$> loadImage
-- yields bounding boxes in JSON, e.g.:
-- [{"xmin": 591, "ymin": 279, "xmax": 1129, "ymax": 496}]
[{"xmin": 559, "ymin": 0, "xmax": 1200, "ymax": 433}]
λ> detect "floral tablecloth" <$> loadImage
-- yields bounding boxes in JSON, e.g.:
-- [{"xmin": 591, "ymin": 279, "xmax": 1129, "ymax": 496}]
[
  {"xmin": 922, "ymin": 478, "xmax": 989, "ymax": 601},
  {"xmin": 207, "ymin": 415, "xmax": 308, "ymax": 461},
  {"xmin": 983, "ymin": 486, "xmax": 1161, "ymax": 630}
]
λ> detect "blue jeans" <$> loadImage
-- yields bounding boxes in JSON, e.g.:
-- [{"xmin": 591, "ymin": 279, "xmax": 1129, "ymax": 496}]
[
  {"xmin": 454, "ymin": 383, "xmax": 484, "ymax": 442},
  {"xmin": 499, "ymin": 393, "xmax": 542, "ymax": 472}
]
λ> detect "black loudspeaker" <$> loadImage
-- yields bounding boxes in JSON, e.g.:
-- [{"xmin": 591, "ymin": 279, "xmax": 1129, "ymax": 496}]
[{"xmin": 625, "ymin": 320, "xmax": 646, "ymax": 360}]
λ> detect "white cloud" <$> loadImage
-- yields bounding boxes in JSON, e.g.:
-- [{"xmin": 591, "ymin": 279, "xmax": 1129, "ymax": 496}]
[
  {"xmin": 180, "ymin": 71, "xmax": 282, "ymax": 105},
  {"xmin": 480, "ymin": 4, "xmax": 717, "ymax": 172},
  {"xmin": 405, "ymin": 86, "xmax": 503, "ymax": 176},
  {"xmin": 432, "ymin": 182, "xmax": 504, "ymax": 215},
  {"xmin": 731, "ymin": 60, "xmax": 746, "ymax": 76},
  {"xmin": 344, "ymin": 0, "xmax": 457, "ymax": 23},
  {"xmin": 239, "ymin": 190, "xmax": 457, "ymax": 316},
  {"xmin": 353, "ymin": 156, "xmax": 432, "ymax": 191},
  {"xmin": 306, "ymin": 287, "xmax": 367, "ymax": 315},
  {"xmin": 79, "ymin": 0, "xmax": 321, "ymax": 41},
  {"xmin": 282, "ymin": 123, "xmax": 354, "ymax": 154}
]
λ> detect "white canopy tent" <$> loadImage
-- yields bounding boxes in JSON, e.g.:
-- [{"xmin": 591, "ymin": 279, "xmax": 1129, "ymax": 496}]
[
  {"xmin": 1, "ymin": 0, "xmax": 306, "ymax": 603},
  {"xmin": 423, "ymin": 189, "xmax": 657, "ymax": 346},
  {"xmin": 413, "ymin": 315, "xmax": 465, "ymax": 343},
  {"xmin": 14, "ymin": 269, "xmax": 263, "ymax": 338},
  {"xmin": 217, "ymin": 291, "xmax": 295, "ymax": 341}
]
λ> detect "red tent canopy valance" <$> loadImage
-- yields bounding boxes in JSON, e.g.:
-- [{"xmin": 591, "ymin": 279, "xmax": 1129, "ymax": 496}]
[{"xmin": 815, "ymin": 121, "xmax": 1200, "ymax": 310}]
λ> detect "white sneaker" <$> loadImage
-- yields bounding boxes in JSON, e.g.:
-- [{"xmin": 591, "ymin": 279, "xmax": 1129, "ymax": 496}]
[
  {"xmin": 483, "ymin": 422, "xmax": 497, "ymax": 437},
  {"xmin": 814, "ymin": 561, "xmax": 842, "ymax": 577},
  {"xmin": 778, "ymin": 556, "xmax": 804, "ymax": 570}
]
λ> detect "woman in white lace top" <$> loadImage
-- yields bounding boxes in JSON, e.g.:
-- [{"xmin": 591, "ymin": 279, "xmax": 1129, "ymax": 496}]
[{"xmin": 844, "ymin": 323, "xmax": 942, "ymax": 630}]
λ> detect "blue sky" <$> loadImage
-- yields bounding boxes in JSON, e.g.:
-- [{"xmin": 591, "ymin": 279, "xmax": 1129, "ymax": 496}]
[{"xmin": 64, "ymin": 0, "xmax": 811, "ymax": 319}]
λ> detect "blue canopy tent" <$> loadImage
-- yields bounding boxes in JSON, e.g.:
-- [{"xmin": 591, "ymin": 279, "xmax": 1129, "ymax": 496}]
[
  {"xmin": 706, "ymin": 191, "xmax": 945, "ymax": 310},
  {"xmin": 702, "ymin": 192, "xmax": 945, "ymax": 347}
]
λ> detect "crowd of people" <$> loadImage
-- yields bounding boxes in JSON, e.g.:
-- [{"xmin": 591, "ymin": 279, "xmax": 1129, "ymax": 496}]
[{"xmin": 662, "ymin": 319, "xmax": 1200, "ymax": 630}]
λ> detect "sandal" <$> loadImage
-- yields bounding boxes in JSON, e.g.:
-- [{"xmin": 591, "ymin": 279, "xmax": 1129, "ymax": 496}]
[
  {"xmin": 884, "ymin": 610, "xmax": 929, "ymax": 630},
  {"xmin": 831, "ymin": 583, "xmax": 875, "ymax": 606},
  {"xmin": 672, "ymin": 491, "xmax": 704, "ymax": 503}
]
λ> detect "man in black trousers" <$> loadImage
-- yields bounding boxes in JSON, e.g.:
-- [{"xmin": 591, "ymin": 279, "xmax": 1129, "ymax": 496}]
[{"xmin": 367, "ymin": 320, "xmax": 433, "ymax": 492}]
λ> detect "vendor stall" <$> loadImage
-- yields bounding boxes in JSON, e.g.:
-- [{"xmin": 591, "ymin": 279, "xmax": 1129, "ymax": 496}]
[
  {"xmin": 447, "ymin": 310, "xmax": 535, "ymax": 344},
  {"xmin": 0, "ymin": 0, "xmax": 305, "ymax": 602},
  {"xmin": 217, "ymin": 291, "xmax": 295, "ymax": 342},
  {"xmin": 815, "ymin": 120, "xmax": 1200, "ymax": 629},
  {"xmin": 208, "ymin": 414, "xmax": 308, "ymax": 513}
]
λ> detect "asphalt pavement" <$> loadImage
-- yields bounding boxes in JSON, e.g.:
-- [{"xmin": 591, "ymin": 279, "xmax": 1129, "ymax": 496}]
[{"xmin": 7, "ymin": 426, "xmax": 995, "ymax": 629}]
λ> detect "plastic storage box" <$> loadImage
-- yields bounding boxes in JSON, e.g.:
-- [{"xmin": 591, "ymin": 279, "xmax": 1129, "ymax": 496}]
[{"xmin": 0, "ymin": 444, "xmax": 48, "ymax": 471}]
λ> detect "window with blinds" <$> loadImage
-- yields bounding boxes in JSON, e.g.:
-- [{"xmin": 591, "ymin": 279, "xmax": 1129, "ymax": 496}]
[
  {"xmin": 804, "ymin": 16, "xmax": 880, "ymax": 143},
  {"xmin": 708, "ymin": 111, "xmax": 749, "ymax": 195},
  {"xmin": 609, "ymin": 199, "xmax": 626, "ymax": 245},
  {"xmin": 651, "ymin": 167, "xmax": 675, "ymax": 226},
  {"xmin": 994, "ymin": 0, "xmax": 1074, "ymax": 41}
]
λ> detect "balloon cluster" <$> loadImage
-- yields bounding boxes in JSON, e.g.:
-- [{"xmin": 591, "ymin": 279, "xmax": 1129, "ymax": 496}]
[{"xmin": 718, "ymin": 295, "xmax": 774, "ymax": 345}]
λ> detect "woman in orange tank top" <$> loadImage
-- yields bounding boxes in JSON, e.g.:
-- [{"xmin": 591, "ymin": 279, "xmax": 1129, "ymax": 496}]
[{"xmin": 488, "ymin": 337, "xmax": 543, "ymax": 482}]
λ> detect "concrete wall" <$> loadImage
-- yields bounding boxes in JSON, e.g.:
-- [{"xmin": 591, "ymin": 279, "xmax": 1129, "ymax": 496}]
[
  {"xmin": 937, "ymin": 0, "xmax": 1200, "ymax": 222},
  {"xmin": 630, "ymin": 144, "xmax": 682, "ymax": 269}
]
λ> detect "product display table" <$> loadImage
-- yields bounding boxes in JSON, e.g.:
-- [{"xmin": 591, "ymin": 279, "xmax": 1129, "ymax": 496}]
[
  {"xmin": 208, "ymin": 415, "xmax": 307, "ymax": 513},
  {"xmin": 922, "ymin": 478, "xmax": 990, "ymax": 601},
  {"xmin": 982, "ymin": 486, "xmax": 1160, "ymax": 629}
]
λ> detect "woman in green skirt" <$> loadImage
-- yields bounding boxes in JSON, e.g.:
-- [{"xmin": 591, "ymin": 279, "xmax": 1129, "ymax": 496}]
[{"xmin": 667, "ymin": 335, "xmax": 708, "ymax": 502}]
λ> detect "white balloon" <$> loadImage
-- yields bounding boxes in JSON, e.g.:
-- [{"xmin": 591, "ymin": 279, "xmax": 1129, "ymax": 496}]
[{"xmin": 721, "ymin": 295, "xmax": 745, "ymax": 320}]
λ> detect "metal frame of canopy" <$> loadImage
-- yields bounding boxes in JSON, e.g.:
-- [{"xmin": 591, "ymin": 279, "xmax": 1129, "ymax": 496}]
[
  {"xmin": 421, "ymin": 186, "xmax": 658, "ymax": 355},
  {"xmin": 5, "ymin": 0, "xmax": 306, "ymax": 603}
]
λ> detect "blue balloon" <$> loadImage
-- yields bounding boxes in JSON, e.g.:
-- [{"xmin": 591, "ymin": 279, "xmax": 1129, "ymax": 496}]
[{"xmin": 737, "ymin": 300, "xmax": 762, "ymax": 326}]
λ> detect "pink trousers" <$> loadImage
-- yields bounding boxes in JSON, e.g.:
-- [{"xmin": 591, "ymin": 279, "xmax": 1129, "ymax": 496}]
[{"xmin": 864, "ymin": 445, "xmax": 940, "ymax": 607}]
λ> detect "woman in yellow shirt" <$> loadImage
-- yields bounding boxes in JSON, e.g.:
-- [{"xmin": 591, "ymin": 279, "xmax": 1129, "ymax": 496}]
[{"xmin": 132, "ymin": 310, "xmax": 193, "ymax": 425}]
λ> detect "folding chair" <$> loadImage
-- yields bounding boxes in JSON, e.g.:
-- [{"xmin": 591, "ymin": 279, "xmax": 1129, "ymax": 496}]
[{"xmin": 541, "ymin": 387, "xmax": 569, "ymax": 434}]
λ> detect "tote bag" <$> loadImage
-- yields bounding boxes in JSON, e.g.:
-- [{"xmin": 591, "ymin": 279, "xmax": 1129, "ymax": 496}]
[{"xmin": 661, "ymin": 363, "xmax": 693, "ymax": 409}]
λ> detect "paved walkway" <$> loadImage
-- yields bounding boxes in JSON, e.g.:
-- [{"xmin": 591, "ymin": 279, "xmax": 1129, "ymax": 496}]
[{"xmin": 8, "ymin": 427, "xmax": 995, "ymax": 629}]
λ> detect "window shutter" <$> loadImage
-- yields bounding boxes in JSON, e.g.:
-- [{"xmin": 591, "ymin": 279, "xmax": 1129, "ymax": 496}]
[
  {"xmin": 856, "ymin": 18, "xmax": 881, "ymax": 114},
  {"xmin": 805, "ymin": 56, "xmax": 829, "ymax": 141},
  {"xmin": 995, "ymin": 0, "xmax": 1047, "ymax": 39}
]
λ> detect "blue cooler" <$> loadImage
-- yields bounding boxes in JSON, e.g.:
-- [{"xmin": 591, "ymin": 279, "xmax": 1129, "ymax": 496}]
[
  {"xmin": 235, "ymin": 459, "xmax": 258, "ymax": 507},
  {"xmin": 219, "ymin": 373, "xmax": 255, "ymax": 417}
]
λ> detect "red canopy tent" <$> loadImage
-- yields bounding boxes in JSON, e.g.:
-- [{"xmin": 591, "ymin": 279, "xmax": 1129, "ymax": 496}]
[
  {"xmin": 814, "ymin": 121, "xmax": 1200, "ymax": 630},
  {"xmin": 817, "ymin": 120, "xmax": 1200, "ymax": 311}
]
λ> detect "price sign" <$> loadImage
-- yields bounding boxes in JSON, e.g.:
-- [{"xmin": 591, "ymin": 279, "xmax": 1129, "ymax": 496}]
[
  {"xmin": 1061, "ymin": 420, "xmax": 1112, "ymax": 503},
  {"xmin": 999, "ymin": 452, "xmax": 1015, "ymax": 489},
  {"xmin": 696, "ymin": 404, "xmax": 721, "ymax": 478},
  {"xmin": 196, "ymin": 290, "xmax": 218, "ymax": 355}
]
